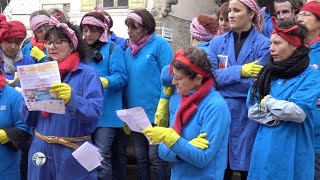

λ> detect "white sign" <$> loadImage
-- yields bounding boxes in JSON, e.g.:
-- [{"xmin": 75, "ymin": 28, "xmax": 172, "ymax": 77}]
[{"xmin": 162, "ymin": 27, "xmax": 173, "ymax": 42}]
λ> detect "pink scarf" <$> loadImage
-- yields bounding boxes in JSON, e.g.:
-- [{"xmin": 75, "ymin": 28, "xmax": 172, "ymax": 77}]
[{"xmin": 128, "ymin": 33, "xmax": 153, "ymax": 55}]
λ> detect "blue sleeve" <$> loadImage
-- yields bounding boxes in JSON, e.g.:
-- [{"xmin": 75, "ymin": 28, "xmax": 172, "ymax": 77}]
[
  {"xmin": 161, "ymin": 65, "xmax": 173, "ymax": 87},
  {"xmin": 289, "ymin": 69, "xmax": 320, "ymax": 111},
  {"xmin": 66, "ymin": 69, "xmax": 103, "ymax": 122},
  {"xmin": 169, "ymin": 99, "xmax": 231, "ymax": 168},
  {"xmin": 158, "ymin": 143, "xmax": 181, "ymax": 162},
  {"xmin": 20, "ymin": 103, "xmax": 39, "ymax": 128},
  {"xmin": 21, "ymin": 43, "xmax": 32, "ymax": 56},
  {"xmin": 156, "ymin": 38, "xmax": 173, "ymax": 72},
  {"xmin": 12, "ymin": 90, "xmax": 32, "ymax": 134},
  {"xmin": 157, "ymin": 38, "xmax": 173, "ymax": 99},
  {"xmin": 105, "ymin": 44, "xmax": 127, "ymax": 90}
]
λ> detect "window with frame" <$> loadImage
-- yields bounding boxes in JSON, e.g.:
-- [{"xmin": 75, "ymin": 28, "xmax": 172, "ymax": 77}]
[{"xmin": 103, "ymin": 0, "xmax": 128, "ymax": 8}]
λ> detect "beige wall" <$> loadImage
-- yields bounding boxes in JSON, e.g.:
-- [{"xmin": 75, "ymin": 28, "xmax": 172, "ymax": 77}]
[
  {"xmin": 170, "ymin": 0, "xmax": 216, "ymax": 21},
  {"xmin": 162, "ymin": 0, "xmax": 218, "ymax": 51}
]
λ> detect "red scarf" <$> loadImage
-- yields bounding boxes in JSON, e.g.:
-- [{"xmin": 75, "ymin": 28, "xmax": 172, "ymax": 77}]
[
  {"xmin": 58, "ymin": 52, "xmax": 80, "ymax": 79},
  {"xmin": 42, "ymin": 52, "xmax": 80, "ymax": 117},
  {"xmin": 173, "ymin": 78, "xmax": 214, "ymax": 135},
  {"xmin": 31, "ymin": 37, "xmax": 45, "ymax": 50},
  {"xmin": 0, "ymin": 72, "xmax": 6, "ymax": 89}
]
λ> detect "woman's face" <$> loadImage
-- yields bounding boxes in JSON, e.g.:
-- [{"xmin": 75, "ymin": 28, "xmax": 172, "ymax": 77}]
[
  {"xmin": 0, "ymin": 39, "xmax": 24, "ymax": 58},
  {"xmin": 270, "ymin": 33, "xmax": 296, "ymax": 62},
  {"xmin": 45, "ymin": 34, "xmax": 73, "ymax": 62},
  {"xmin": 228, "ymin": 0, "xmax": 254, "ymax": 32},
  {"xmin": 171, "ymin": 68, "xmax": 201, "ymax": 96},
  {"xmin": 297, "ymin": 11, "xmax": 320, "ymax": 40},
  {"xmin": 219, "ymin": 14, "xmax": 230, "ymax": 33},
  {"xmin": 34, "ymin": 24, "xmax": 50, "ymax": 42},
  {"xmin": 127, "ymin": 22, "xmax": 146, "ymax": 43},
  {"xmin": 82, "ymin": 25, "xmax": 103, "ymax": 45}
]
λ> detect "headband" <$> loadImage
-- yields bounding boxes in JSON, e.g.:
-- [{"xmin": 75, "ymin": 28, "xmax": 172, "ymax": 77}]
[
  {"xmin": 271, "ymin": 17, "xmax": 302, "ymax": 48},
  {"xmin": 82, "ymin": 16, "xmax": 109, "ymax": 42},
  {"xmin": 127, "ymin": 13, "xmax": 143, "ymax": 25},
  {"xmin": 30, "ymin": 15, "xmax": 50, "ymax": 32},
  {"xmin": 170, "ymin": 49, "xmax": 208, "ymax": 77},
  {"xmin": 48, "ymin": 16, "xmax": 78, "ymax": 49},
  {"xmin": 239, "ymin": 0, "xmax": 262, "ymax": 32}
]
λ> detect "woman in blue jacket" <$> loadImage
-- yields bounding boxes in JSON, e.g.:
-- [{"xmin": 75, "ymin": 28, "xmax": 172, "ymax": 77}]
[
  {"xmin": 144, "ymin": 48, "xmax": 231, "ymax": 179},
  {"xmin": 0, "ymin": 69, "xmax": 32, "ymax": 180},
  {"xmin": 22, "ymin": 10, "xmax": 51, "ymax": 63},
  {"xmin": 0, "ymin": 14, "xmax": 34, "ymax": 88},
  {"xmin": 20, "ymin": 17, "xmax": 103, "ymax": 180},
  {"xmin": 80, "ymin": 10, "xmax": 127, "ymax": 180},
  {"xmin": 297, "ymin": 2, "xmax": 320, "ymax": 178},
  {"xmin": 247, "ymin": 19, "xmax": 320, "ymax": 180},
  {"xmin": 157, "ymin": 14, "xmax": 219, "ymax": 128},
  {"xmin": 124, "ymin": 9, "xmax": 173, "ymax": 180},
  {"xmin": 207, "ymin": 0, "xmax": 270, "ymax": 179}
]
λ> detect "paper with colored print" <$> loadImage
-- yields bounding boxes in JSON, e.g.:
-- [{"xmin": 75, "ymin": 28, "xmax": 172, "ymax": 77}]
[{"xmin": 17, "ymin": 61, "xmax": 65, "ymax": 114}]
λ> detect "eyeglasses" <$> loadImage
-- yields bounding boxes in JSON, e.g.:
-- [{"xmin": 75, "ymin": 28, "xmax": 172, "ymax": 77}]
[
  {"xmin": 44, "ymin": 39, "xmax": 68, "ymax": 48},
  {"xmin": 296, "ymin": 11, "xmax": 313, "ymax": 18},
  {"xmin": 172, "ymin": 74, "xmax": 193, "ymax": 82}
]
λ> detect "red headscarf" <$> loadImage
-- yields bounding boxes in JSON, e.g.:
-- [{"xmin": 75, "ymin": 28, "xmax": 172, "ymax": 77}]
[
  {"xmin": 300, "ymin": 1, "xmax": 320, "ymax": 20},
  {"xmin": 271, "ymin": 17, "xmax": 302, "ymax": 48},
  {"xmin": 0, "ymin": 14, "xmax": 27, "ymax": 42}
]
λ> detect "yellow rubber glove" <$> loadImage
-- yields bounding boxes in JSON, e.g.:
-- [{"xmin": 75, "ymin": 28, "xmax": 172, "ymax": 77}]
[
  {"xmin": 6, "ymin": 72, "xmax": 20, "ymax": 87},
  {"xmin": 30, "ymin": 46, "xmax": 46, "ymax": 62},
  {"xmin": 123, "ymin": 123, "xmax": 131, "ymax": 135},
  {"xmin": 100, "ymin": 77, "xmax": 109, "ymax": 88},
  {"xmin": 50, "ymin": 83, "xmax": 72, "ymax": 104},
  {"xmin": 163, "ymin": 86, "xmax": 173, "ymax": 97},
  {"xmin": 188, "ymin": 133, "xmax": 209, "ymax": 149},
  {"xmin": 0, "ymin": 129, "xmax": 9, "ymax": 144},
  {"xmin": 154, "ymin": 98, "xmax": 169, "ymax": 127},
  {"xmin": 260, "ymin": 96, "xmax": 267, "ymax": 108},
  {"xmin": 241, "ymin": 60, "xmax": 263, "ymax": 77},
  {"xmin": 143, "ymin": 127, "xmax": 180, "ymax": 148}
]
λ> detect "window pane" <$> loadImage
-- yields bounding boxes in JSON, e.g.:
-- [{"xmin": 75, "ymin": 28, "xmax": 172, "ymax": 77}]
[
  {"xmin": 118, "ymin": 0, "xmax": 128, "ymax": 6},
  {"xmin": 103, "ymin": 0, "xmax": 114, "ymax": 7}
]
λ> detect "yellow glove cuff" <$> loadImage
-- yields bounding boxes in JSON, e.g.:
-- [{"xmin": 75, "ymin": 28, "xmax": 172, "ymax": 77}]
[
  {"xmin": 164, "ymin": 86, "xmax": 173, "ymax": 97},
  {"xmin": 100, "ymin": 77, "xmax": 109, "ymax": 88},
  {"xmin": 154, "ymin": 98, "xmax": 170, "ymax": 127},
  {"xmin": 0, "ymin": 129, "xmax": 9, "ymax": 144},
  {"xmin": 157, "ymin": 98, "xmax": 169, "ymax": 112},
  {"xmin": 163, "ymin": 128, "xmax": 180, "ymax": 148},
  {"xmin": 123, "ymin": 123, "xmax": 131, "ymax": 135}
]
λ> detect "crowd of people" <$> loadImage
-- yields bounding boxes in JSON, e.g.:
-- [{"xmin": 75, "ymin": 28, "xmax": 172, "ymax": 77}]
[{"xmin": 0, "ymin": 0, "xmax": 320, "ymax": 179}]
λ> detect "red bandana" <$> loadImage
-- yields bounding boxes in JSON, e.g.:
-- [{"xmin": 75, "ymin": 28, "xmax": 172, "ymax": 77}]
[
  {"xmin": 173, "ymin": 78, "xmax": 214, "ymax": 135},
  {"xmin": 169, "ymin": 49, "xmax": 208, "ymax": 77},
  {"xmin": 271, "ymin": 17, "xmax": 302, "ymax": 48},
  {"xmin": 31, "ymin": 37, "xmax": 45, "ymax": 50}
]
